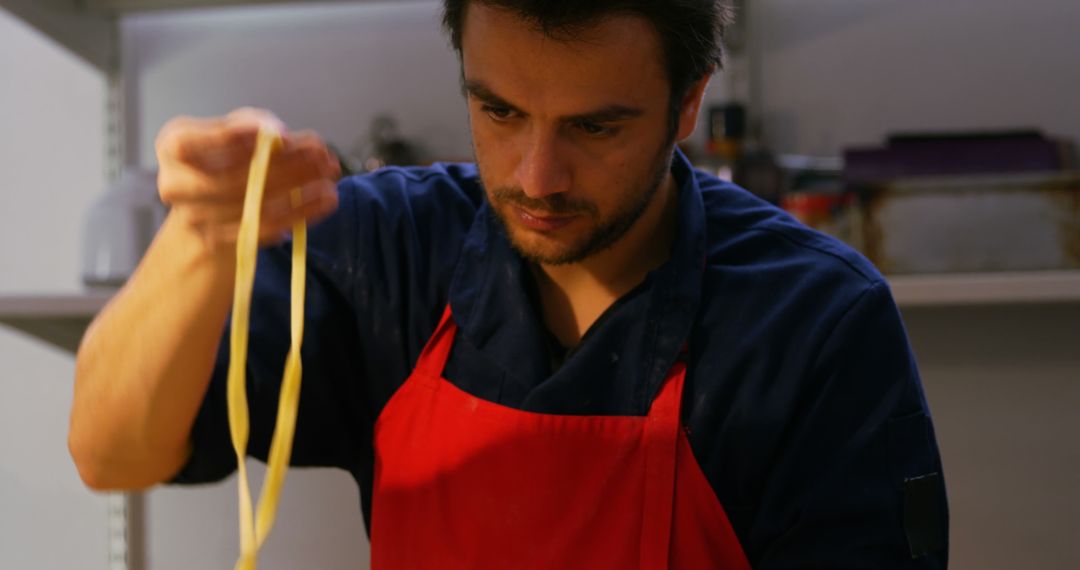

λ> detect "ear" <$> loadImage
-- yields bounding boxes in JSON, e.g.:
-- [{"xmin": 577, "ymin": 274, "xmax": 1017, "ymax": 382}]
[{"xmin": 675, "ymin": 71, "xmax": 714, "ymax": 142}]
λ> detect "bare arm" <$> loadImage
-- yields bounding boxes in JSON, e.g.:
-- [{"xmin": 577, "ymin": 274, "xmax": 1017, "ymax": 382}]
[{"xmin": 69, "ymin": 109, "xmax": 340, "ymax": 490}]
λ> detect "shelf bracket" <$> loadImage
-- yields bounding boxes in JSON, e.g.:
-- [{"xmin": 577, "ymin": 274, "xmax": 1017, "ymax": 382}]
[{"xmin": 0, "ymin": 0, "xmax": 117, "ymax": 72}]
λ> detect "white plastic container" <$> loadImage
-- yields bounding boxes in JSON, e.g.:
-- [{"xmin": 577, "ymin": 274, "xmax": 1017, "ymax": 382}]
[{"xmin": 81, "ymin": 169, "xmax": 166, "ymax": 288}]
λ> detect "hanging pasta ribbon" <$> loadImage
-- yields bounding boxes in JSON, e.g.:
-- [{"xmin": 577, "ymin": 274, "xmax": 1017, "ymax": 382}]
[{"xmin": 226, "ymin": 126, "xmax": 307, "ymax": 570}]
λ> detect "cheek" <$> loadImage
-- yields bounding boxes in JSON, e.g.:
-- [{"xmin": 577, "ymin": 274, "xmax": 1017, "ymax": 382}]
[
  {"xmin": 470, "ymin": 119, "xmax": 516, "ymax": 180},
  {"xmin": 588, "ymin": 146, "xmax": 657, "ymax": 213}
]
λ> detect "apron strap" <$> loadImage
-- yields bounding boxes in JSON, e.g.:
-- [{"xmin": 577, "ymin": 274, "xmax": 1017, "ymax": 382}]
[
  {"xmin": 412, "ymin": 304, "xmax": 457, "ymax": 381},
  {"xmin": 638, "ymin": 360, "xmax": 686, "ymax": 569}
]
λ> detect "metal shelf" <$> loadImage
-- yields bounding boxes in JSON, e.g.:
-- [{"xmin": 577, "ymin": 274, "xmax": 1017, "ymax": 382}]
[
  {"xmin": 0, "ymin": 0, "xmax": 404, "ymax": 70},
  {"xmin": 0, "ymin": 292, "xmax": 113, "ymax": 353},
  {"xmin": 0, "ymin": 0, "xmax": 117, "ymax": 70},
  {"xmin": 889, "ymin": 270, "xmax": 1080, "ymax": 308},
  {"xmin": 86, "ymin": 0, "xmax": 360, "ymax": 12},
  {"xmin": 1, "ymin": 270, "xmax": 1077, "ymax": 356}
]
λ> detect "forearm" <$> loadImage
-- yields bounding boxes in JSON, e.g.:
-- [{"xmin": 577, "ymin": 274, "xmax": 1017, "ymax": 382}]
[{"xmin": 69, "ymin": 212, "xmax": 236, "ymax": 490}]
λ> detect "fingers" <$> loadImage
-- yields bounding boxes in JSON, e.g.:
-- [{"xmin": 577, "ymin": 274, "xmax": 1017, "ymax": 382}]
[
  {"xmin": 262, "ymin": 180, "xmax": 339, "ymax": 223},
  {"xmin": 226, "ymin": 106, "xmax": 287, "ymax": 135},
  {"xmin": 179, "ymin": 180, "xmax": 337, "ymax": 225},
  {"xmin": 159, "ymin": 130, "xmax": 339, "ymax": 206},
  {"xmin": 156, "ymin": 117, "xmax": 255, "ymax": 171},
  {"xmin": 215, "ymin": 191, "xmax": 339, "ymax": 248},
  {"xmin": 263, "ymin": 132, "xmax": 341, "ymax": 197},
  {"xmin": 260, "ymin": 184, "xmax": 340, "ymax": 245},
  {"xmin": 156, "ymin": 107, "xmax": 343, "ymax": 250},
  {"xmin": 156, "ymin": 107, "xmax": 286, "ymax": 170},
  {"xmin": 182, "ymin": 180, "xmax": 339, "ymax": 249}
]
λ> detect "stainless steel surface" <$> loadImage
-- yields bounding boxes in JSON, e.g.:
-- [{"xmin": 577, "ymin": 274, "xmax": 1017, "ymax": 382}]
[
  {"xmin": 108, "ymin": 492, "xmax": 145, "ymax": 570},
  {"xmin": 863, "ymin": 172, "xmax": 1080, "ymax": 274}
]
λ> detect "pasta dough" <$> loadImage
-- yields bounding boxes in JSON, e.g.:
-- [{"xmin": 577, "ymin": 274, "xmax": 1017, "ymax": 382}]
[{"xmin": 227, "ymin": 126, "xmax": 307, "ymax": 570}]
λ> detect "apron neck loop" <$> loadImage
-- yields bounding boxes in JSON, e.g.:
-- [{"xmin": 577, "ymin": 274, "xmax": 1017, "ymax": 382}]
[{"xmin": 414, "ymin": 305, "xmax": 456, "ymax": 378}]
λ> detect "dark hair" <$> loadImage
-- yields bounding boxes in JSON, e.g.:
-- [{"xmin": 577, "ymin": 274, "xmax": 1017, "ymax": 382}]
[{"xmin": 442, "ymin": 0, "xmax": 734, "ymax": 137}]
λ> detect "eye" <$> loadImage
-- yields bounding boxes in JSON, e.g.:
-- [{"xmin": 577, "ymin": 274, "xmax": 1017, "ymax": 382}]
[
  {"xmin": 482, "ymin": 105, "xmax": 516, "ymax": 122},
  {"xmin": 577, "ymin": 121, "xmax": 617, "ymax": 137}
]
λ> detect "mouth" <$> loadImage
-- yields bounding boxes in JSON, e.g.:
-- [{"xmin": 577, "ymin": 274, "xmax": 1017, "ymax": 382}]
[{"xmin": 512, "ymin": 206, "xmax": 579, "ymax": 232}]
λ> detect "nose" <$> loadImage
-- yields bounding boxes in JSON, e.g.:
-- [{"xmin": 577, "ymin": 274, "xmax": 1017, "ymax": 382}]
[{"xmin": 514, "ymin": 129, "xmax": 572, "ymax": 200}]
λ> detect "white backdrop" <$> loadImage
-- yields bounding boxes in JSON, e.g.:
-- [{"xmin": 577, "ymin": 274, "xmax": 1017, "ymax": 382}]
[
  {"xmin": 0, "ymin": 7, "xmax": 109, "ymax": 570},
  {"xmin": 754, "ymin": 0, "xmax": 1080, "ymax": 155},
  {"xmin": 2, "ymin": 1, "xmax": 1078, "ymax": 568}
]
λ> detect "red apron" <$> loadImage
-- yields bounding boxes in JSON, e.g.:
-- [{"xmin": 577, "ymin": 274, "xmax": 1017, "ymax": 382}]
[{"xmin": 371, "ymin": 307, "xmax": 751, "ymax": 569}]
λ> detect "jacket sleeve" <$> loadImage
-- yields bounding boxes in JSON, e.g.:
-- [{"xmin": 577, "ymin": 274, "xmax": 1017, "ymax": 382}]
[
  {"xmin": 170, "ymin": 166, "xmax": 482, "ymax": 486},
  {"xmin": 169, "ymin": 188, "xmax": 368, "ymax": 484},
  {"xmin": 752, "ymin": 281, "xmax": 949, "ymax": 569}
]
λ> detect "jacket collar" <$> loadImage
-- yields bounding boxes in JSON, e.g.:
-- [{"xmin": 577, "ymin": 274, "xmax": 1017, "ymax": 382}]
[{"xmin": 449, "ymin": 148, "xmax": 706, "ymax": 412}]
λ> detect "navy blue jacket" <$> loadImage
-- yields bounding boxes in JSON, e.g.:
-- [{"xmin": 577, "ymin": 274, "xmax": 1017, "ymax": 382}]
[{"xmin": 174, "ymin": 150, "xmax": 948, "ymax": 568}]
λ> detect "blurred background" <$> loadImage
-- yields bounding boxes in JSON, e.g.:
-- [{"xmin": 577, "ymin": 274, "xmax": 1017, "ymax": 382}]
[{"xmin": 1, "ymin": 0, "xmax": 1077, "ymax": 568}]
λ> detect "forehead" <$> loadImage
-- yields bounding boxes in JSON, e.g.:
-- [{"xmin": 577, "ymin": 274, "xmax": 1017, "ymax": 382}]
[{"xmin": 460, "ymin": 4, "xmax": 668, "ymax": 110}]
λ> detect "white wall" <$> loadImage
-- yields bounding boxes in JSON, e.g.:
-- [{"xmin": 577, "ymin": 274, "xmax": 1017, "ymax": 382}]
[
  {"xmin": 740, "ymin": 0, "xmax": 1080, "ymax": 155},
  {"xmin": 904, "ymin": 304, "xmax": 1080, "ymax": 570},
  {"xmin": 4, "ymin": 1, "xmax": 1078, "ymax": 569},
  {"xmin": 129, "ymin": 0, "xmax": 1080, "ymax": 161},
  {"xmin": 127, "ymin": 1, "xmax": 468, "ymax": 168},
  {"xmin": 146, "ymin": 464, "xmax": 368, "ymax": 570},
  {"xmin": 0, "ymin": 7, "xmax": 109, "ymax": 570}
]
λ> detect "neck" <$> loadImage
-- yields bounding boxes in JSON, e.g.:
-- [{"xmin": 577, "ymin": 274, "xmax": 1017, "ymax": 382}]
[{"xmin": 530, "ymin": 171, "xmax": 680, "ymax": 347}]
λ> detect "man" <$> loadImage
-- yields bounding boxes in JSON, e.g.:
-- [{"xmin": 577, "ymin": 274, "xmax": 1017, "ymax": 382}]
[{"xmin": 69, "ymin": 1, "xmax": 949, "ymax": 567}]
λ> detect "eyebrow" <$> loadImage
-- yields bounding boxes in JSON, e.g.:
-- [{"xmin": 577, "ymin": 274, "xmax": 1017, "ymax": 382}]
[{"xmin": 463, "ymin": 79, "xmax": 645, "ymax": 124}]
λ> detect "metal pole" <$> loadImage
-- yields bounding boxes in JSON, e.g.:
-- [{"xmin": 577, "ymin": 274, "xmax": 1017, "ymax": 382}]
[{"xmin": 104, "ymin": 11, "xmax": 146, "ymax": 570}]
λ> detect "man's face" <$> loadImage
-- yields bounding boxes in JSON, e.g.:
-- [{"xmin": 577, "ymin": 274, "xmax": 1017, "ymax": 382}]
[{"xmin": 461, "ymin": 4, "xmax": 677, "ymax": 265}]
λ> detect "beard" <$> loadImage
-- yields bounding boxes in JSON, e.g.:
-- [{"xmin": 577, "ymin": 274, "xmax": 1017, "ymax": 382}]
[{"xmin": 481, "ymin": 143, "xmax": 675, "ymax": 266}]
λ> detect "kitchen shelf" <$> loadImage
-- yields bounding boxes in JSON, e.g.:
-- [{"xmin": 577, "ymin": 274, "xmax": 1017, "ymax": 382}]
[
  {"xmin": 0, "ymin": 0, "xmax": 117, "ymax": 70},
  {"xmin": 889, "ymin": 270, "xmax": 1080, "ymax": 308},
  {"xmin": 86, "ymin": 0, "xmax": 360, "ymax": 13},
  {"xmin": 0, "ymin": 292, "xmax": 114, "ymax": 354},
  {"xmin": 1, "ymin": 270, "xmax": 1076, "ymax": 356},
  {"xmin": 0, "ymin": 0, "xmax": 415, "ymax": 70}
]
